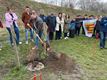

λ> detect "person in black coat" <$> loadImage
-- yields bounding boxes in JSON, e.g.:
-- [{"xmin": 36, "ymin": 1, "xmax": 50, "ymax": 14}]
[
  {"xmin": 95, "ymin": 16, "xmax": 101, "ymax": 39},
  {"xmin": 69, "ymin": 19, "xmax": 76, "ymax": 38},
  {"xmin": 46, "ymin": 13, "xmax": 56, "ymax": 40},
  {"xmin": 99, "ymin": 16, "xmax": 107, "ymax": 49},
  {"xmin": 75, "ymin": 15, "xmax": 82, "ymax": 36}
]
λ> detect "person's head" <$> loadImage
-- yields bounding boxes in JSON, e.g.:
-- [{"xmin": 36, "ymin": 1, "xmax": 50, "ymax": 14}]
[
  {"xmin": 25, "ymin": 6, "xmax": 30, "ymax": 13},
  {"xmin": 7, "ymin": 7, "xmax": 13, "ymax": 13},
  {"xmin": 84, "ymin": 14, "xmax": 88, "ymax": 18},
  {"xmin": 89, "ymin": 15, "xmax": 94, "ymax": 19},
  {"xmin": 76, "ymin": 15, "xmax": 81, "ymax": 18},
  {"xmin": 31, "ymin": 10, "xmax": 38, "ymax": 19},
  {"xmin": 50, "ymin": 13, "xmax": 54, "ymax": 16},
  {"xmin": 62, "ymin": 13, "xmax": 66, "ymax": 18},
  {"xmin": 65, "ymin": 14, "xmax": 70, "ymax": 19},
  {"xmin": 58, "ymin": 12, "xmax": 62, "ymax": 18},
  {"xmin": 96, "ymin": 15, "xmax": 102, "ymax": 20},
  {"xmin": 39, "ymin": 9, "xmax": 45, "ymax": 15},
  {"xmin": 73, "ymin": 18, "xmax": 75, "ymax": 21}
]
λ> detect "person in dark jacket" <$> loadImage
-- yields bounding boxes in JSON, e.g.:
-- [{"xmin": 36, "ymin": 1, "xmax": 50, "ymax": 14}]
[
  {"xmin": 39, "ymin": 9, "xmax": 46, "ymax": 22},
  {"xmin": 95, "ymin": 16, "xmax": 101, "ymax": 39},
  {"xmin": 69, "ymin": 19, "xmax": 76, "ymax": 38},
  {"xmin": 75, "ymin": 15, "xmax": 82, "ymax": 36},
  {"xmin": 31, "ymin": 10, "xmax": 49, "ymax": 49},
  {"xmin": 99, "ymin": 16, "xmax": 107, "ymax": 49},
  {"xmin": 46, "ymin": 13, "xmax": 56, "ymax": 40}
]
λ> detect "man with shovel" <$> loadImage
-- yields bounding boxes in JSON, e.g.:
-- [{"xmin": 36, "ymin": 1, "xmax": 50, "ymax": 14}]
[{"xmin": 30, "ymin": 10, "xmax": 50, "ymax": 50}]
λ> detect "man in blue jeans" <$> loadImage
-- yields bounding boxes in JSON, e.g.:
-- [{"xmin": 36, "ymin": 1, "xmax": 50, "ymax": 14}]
[
  {"xmin": 100, "ymin": 16, "xmax": 107, "ymax": 49},
  {"xmin": 30, "ymin": 10, "xmax": 44, "ymax": 49}
]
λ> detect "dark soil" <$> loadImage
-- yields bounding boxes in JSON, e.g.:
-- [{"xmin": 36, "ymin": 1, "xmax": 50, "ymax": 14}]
[
  {"xmin": 26, "ymin": 49, "xmax": 88, "ymax": 80},
  {"xmin": 43, "ymin": 52, "xmax": 76, "ymax": 73},
  {"xmin": 27, "ymin": 49, "xmax": 76, "ymax": 73}
]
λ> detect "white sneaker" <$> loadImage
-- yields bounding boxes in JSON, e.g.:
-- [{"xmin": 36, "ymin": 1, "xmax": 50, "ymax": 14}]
[
  {"xmin": 12, "ymin": 43, "xmax": 14, "ymax": 46},
  {"xmin": 66, "ymin": 37, "xmax": 68, "ymax": 39},
  {"xmin": 19, "ymin": 42, "xmax": 22, "ymax": 45},
  {"xmin": 64, "ymin": 37, "xmax": 68, "ymax": 40},
  {"xmin": 64, "ymin": 37, "xmax": 67, "ymax": 39},
  {"xmin": 0, "ymin": 48, "xmax": 2, "ymax": 51},
  {"xmin": 31, "ymin": 39, "xmax": 34, "ymax": 42},
  {"xmin": 25, "ymin": 41, "xmax": 28, "ymax": 44}
]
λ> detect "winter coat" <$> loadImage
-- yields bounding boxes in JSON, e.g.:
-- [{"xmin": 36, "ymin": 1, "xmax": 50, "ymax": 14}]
[
  {"xmin": 75, "ymin": 18, "xmax": 82, "ymax": 28},
  {"xmin": 5, "ymin": 12, "xmax": 18, "ymax": 28},
  {"xmin": 40, "ymin": 14, "xmax": 46, "ymax": 22},
  {"xmin": 64, "ymin": 19, "xmax": 71, "ymax": 33},
  {"xmin": 95, "ymin": 20, "xmax": 101, "ymax": 31},
  {"xmin": 69, "ymin": 20, "xmax": 76, "ymax": 30},
  {"xmin": 46, "ymin": 15, "xmax": 56, "ymax": 32},
  {"xmin": 55, "ymin": 16, "xmax": 64, "ymax": 32},
  {"xmin": 100, "ymin": 17, "xmax": 107, "ymax": 32},
  {"xmin": 22, "ymin": 12, "xmax": 31, "ymax": 28},
  {"xmin": 31, "ymin": 16, "xmax": 44, "ymax": 32},
  {"xmin": 0, "ymin": 20, "xmax": 3, "ymax": 28}
]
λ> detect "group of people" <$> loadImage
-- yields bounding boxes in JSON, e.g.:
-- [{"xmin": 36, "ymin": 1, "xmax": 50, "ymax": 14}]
[{"xmin": 0, "ymin": 6, "xmax": 107, "ymax": 50}]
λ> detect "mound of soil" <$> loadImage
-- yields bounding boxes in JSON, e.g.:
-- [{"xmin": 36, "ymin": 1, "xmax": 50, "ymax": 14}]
[
  {"xmin": 43, "ymin": 52, "xmax": 75, "ymax": 73},
  {"xmin": 26, "ymin": 49, "xmax": 76, "ymax": 73}
]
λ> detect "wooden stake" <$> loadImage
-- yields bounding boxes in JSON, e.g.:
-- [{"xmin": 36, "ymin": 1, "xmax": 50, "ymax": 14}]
[{"xmin": 11, "ymin": 25, "xmax": 20, "ymax": 68}]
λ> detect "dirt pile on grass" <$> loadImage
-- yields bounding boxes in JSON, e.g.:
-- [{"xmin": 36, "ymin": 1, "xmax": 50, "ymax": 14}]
[
  {"xmin": 43, "ymin": 52, "xmax": 75, "ymax": 73},
  {"xmin": 26, "ymin": 49, "xmax": 76, "ymax": 73}
]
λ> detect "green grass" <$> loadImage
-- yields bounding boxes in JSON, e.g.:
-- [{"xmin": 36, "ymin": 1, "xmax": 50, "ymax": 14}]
[
  {"xmin": 0, "ymin": 0, "xmax": 106, "ymax": 20},
  {"xmin": 51, "ymin": 36, "xmax": 107, "ymax": 80},
  {"xmin": 0, "ymin": 29, "xmax": 107, "ymax": 80},
  {"xmin": 0, "ymin": 0, "xmax": 107, "ymax": 79}
]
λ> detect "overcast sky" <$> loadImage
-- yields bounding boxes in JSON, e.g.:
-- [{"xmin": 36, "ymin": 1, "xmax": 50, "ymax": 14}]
[
  {"xmin": 101, "ymin": 0, "xmax": 107, "ymax": 2},
  {"xmin": 33, "ymin": 0, "xmax": 107, "ymax": 5}
]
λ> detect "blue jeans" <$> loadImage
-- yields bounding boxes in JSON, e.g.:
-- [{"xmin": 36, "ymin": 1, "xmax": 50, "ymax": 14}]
[
  {"xmin": 25, "ymin": 28, "xmax": 34, "ymax": 41},
  {"xmin": 35, "ymin": 31, "xmax": 43, "ymax": 47},
  {"xmin": 100, "ymin": 32, "xmax": 107, "ymax": 48},
  {"xmin": 6, "ymin": 26, "xmax": 20, "ymax": 45}
]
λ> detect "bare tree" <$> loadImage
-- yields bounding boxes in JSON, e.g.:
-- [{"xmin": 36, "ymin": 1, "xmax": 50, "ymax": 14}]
[
  {"xmin": 77, "ymin": 0, "xmax": 107, "ymax": 13},
  {"xmin": 60, "ymin": 0, "xmax": 78, "ymax": 9}
]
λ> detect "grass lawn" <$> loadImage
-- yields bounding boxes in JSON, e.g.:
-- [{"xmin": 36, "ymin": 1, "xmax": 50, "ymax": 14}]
[{"xmin": 0, "ymin": 29, "xmax": 107, "ymax": 80}]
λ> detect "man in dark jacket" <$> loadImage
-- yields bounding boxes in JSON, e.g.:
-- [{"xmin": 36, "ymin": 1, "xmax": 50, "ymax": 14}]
[
  {"xmin": 75, "ymin": 15, "xmax": 82, "ymax": 36},
  {"xmin": 30, "ymin": 10, "xmax": 44, "ymax": 49},
  {"xmin": 46, "ymin": 13, "xmax": 56, "ymax": 40},
  {"xmin": 95, "ymin": 16, "xmax": 101, "ymax": 39},
  {"xmin": 100, "ymin": 16, "xmax": 107, "ymax": 49}
]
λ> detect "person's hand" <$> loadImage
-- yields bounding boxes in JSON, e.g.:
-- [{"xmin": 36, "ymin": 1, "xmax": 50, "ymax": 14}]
[{"xmin": 27, "ymin": 23, "xmax": 31, "ymax": 28}]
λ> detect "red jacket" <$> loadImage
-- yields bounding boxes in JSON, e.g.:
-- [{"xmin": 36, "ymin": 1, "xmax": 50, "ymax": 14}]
[
  {"xmin": 22, "ymin": 12, "xmax": 32, "ymax": 28},
  {"xmin": 0, "ymin": 20, "xmax": 3, "ymax": 28}
]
